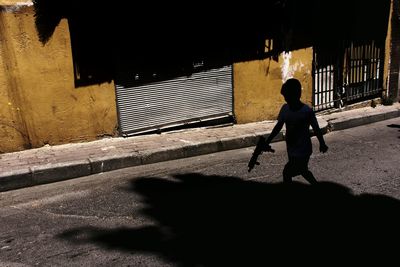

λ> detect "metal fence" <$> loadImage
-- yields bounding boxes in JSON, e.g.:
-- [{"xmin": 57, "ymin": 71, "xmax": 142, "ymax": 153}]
[
  {"xmin": 313, "ymin": 41, "xmax": 384, "ymax": 111},
  {"xmin": 313, "ymin": 52, "xmax": 339, "ymax": 111}
]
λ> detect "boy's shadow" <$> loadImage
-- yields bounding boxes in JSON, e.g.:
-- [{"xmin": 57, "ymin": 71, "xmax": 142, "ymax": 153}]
[{"xmin": 59, "ymin": 174, "xmax": 400, "ymax": 265}]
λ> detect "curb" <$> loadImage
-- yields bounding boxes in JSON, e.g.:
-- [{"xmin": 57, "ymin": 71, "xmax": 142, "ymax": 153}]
[
  {"xmin": 0, "ymin": 168, "xmax": 33, "ymax": 192},
  {"xmin": 0, "ymin": 108, "xmax": 399, "ymax": 192},
  {"xmin": 0, "ymin": 132, "xmax": 284, "ymax": 192},
  {"xmin": 328, "ymin": 109, "xmax": 400, "ymax": 131}
]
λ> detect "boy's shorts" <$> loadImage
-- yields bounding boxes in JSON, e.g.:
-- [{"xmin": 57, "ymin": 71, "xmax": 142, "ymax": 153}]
[{"xmin": 283, "ymin": 156, "xmax": 310, "ymax": 176}]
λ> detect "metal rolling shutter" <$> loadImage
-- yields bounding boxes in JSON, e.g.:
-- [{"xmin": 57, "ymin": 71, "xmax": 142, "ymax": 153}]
[{"xmin": 115, "ymin": 65, "xmax": 232, "ymax": 136}]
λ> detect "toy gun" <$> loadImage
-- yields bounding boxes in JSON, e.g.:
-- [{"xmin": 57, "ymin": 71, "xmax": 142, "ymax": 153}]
[{"xmin": 248, "ymin": 136, "xmax": 275, "ymax": 172}]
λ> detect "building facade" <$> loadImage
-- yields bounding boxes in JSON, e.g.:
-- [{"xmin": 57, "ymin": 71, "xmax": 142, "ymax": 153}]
[{"xmin": 0, "ymin": 0, "xmax": 393, "ymax": 152}]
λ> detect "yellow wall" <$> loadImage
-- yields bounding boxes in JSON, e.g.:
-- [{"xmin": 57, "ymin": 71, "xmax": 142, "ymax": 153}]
[
  {"xmin": 0, "ymin": 6, "xmax": 117, "ymax": 152},
  {"xmin": 383, "ymin": 0, "xmax": 393, "ymax": 94},
  {"xmin": 233, "ymin": 48, "xmax": 313, "ymax": 123}
]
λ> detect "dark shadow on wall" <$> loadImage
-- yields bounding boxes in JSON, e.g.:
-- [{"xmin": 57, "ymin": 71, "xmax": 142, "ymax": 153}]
[
  {"xmin": 32, "ymin": 0, "xmax": 390, "ymax": 88},
  {"xmin": 58, "ymin": 173, "xmax": 400, "ymax": 265}
]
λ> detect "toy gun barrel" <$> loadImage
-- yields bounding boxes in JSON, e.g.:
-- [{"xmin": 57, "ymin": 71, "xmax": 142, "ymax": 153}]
[{"xmin": 248, "ymin": 136, "xmax": 275, "ymax": 172}]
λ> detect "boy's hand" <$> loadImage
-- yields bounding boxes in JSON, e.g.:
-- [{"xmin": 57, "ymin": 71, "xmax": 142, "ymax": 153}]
[
  {"xmin": 263, "ymin": 144, "xmax": 275, "ymax": 153},
  {"xmin": 320, "ymin": 143, "xmax": 328, "ymax": 153}
]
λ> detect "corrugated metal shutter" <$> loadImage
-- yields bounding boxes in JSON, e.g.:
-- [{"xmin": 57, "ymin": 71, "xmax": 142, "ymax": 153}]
[{"xmin": 115, "ymin": 65, "xmax": 232, "ymax": 136}]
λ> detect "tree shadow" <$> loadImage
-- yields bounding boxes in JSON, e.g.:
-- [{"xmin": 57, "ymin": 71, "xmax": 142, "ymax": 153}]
[{"xmin": 58, "ymin": 173, "xmax": 400, "ymax": 265}]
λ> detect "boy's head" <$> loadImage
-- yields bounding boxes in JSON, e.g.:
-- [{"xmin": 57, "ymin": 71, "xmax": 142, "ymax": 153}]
[{"xmin": 281, "ymin": 78, "xmax": 302, "ymax": 104}]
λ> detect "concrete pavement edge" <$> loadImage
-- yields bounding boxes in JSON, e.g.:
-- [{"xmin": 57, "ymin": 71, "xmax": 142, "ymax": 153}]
[
  {"xmin": 327, "ymin": 107, "xmax": 400, "ymax": 131},
  {"xmin": 0, "ymin": 105, "xmax": 399, "ymax": 192}
]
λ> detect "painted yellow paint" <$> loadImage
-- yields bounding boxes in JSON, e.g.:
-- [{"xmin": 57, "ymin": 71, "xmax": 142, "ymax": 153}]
[
  {"xmin": 383, "ymin": 0, "xmax": 393, "ymax": 93},
  {"xmin": 233, "ymin": 48, "xmax": 313, "ymax": 124},
  {"xmin": 0, "ymin": 6, "xmax": 117, "ymax": 152},
  {"xmin": 0, "ymin": 0, "xmax": 32, "ymax": 5}
]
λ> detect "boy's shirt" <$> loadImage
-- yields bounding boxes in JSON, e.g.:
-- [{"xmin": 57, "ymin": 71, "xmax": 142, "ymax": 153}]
[{"xmin": 277, "ymin": 103, "xmax": 319, "ymax": 158}]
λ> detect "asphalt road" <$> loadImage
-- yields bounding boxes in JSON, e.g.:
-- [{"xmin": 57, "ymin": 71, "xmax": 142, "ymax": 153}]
[{"xmin": 1, "ymin": 117, "xmax": 400, "ymax": 266}]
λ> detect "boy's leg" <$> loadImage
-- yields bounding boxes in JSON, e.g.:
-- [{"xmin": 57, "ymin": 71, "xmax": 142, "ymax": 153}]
[
  {"xmin": 302, "ymin": 170, "xmax": 318, "ymax": 185},
  {"xmin": 283, "ymin": 160, "xmax": 294, "ymax": 183},
  {"xmin": 300, "ymin": 157, "xmax": 318, "ymax": 185}
]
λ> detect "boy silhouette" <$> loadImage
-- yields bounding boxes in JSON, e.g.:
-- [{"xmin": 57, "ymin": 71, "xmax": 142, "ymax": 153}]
[{"xmin": 264, "ymin": 78, "xmax": 328, "ymax": 184}]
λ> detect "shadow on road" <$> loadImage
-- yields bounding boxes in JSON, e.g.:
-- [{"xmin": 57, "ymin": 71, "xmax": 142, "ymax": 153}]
[
  {"xmin": 387, "ymin": 124, "xmax": 400, "ymax": 139},
  {"xmin": 58, "ymin": 173, "xmax": 400, "ymax": 265}
]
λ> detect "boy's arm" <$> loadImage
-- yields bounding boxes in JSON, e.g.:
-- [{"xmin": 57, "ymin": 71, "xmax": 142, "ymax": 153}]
[
  {"xmin": 310, "ymin": 112, "xmax": 328, "ymax": 153},
  {"xmin": 265, "ymin": 105, "xmax": 286, "ymax": 145},
  {"xmin": 265, "ymin": 120, "xmax": 284, "ymax": 145}
]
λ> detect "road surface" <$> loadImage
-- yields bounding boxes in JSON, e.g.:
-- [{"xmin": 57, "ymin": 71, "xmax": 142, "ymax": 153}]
[{"xmin": 1, "ymin": 117, "xmax": 400, "ymax": 266}]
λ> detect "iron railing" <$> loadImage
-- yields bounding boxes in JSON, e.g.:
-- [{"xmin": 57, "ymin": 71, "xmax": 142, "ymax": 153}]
[{"xmin": 313, "ymin": 41, "xmax": 384, "ymax": 111}]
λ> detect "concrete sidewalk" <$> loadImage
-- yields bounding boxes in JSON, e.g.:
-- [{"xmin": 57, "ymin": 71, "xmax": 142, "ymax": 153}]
[{"xmin": 1, "ymin": 103, "xmax": 399, "ymax": 192}]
